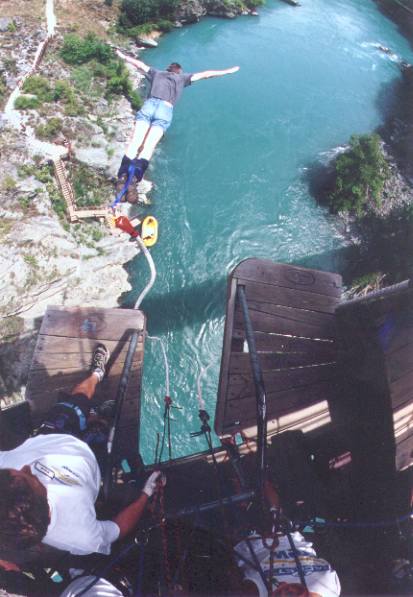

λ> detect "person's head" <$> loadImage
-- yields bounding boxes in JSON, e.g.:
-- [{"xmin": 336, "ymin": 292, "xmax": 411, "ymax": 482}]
[
  {"xmin": 0, "ymin": 467, "xmax": 50, "ymax": 550},
  {"xmin": 166, "ymin": 62, "xmax": 182, "ymax": 74}
]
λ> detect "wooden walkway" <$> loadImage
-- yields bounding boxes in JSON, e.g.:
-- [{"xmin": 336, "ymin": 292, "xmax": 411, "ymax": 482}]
[
  {"xmin": 53, "ymin": 158, "xmax": 111, "ymax": 223},
  {"xmin": 25, "ymin": 306, "xmax": 146, "ymax": 462},
  {"xmin": 215, "ymin": 259, "xmax": 343, "ymax": 437}
]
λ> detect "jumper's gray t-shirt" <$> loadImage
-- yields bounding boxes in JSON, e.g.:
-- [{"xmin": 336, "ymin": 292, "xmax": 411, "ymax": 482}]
[{"xmin": 146, "ymin": 68, "xmax": 192, "ymax": 105}]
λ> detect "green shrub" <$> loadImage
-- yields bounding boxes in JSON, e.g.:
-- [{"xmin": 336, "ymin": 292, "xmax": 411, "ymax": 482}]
[
  {"xmin": 71, "ymin": 65, "xmax": 96, "ymax": 95},
  {"xmin": 156, "ymin": 19, "xmax": 175, "ymax": 32},
  {"xmin": 14, "ymin": 95, "xmax": 40, "ymax": 110},
  {"xmin": 119, "ymin": 0, "xmax": 179, "ymax": 27},
  {"xmin": 4, "ymin": 57, "xmax": 17, "ymax": 74},
  {"xmin": 127, "ymin": 23, "xmax": 156, "ymax": 36},
  {"xmin": 244, "ymin": 0, "xmax": 265, "ymax": 7},
  {"xmin": 328, "ymin": 134, "xmax": 390, "ymax": 217},
  {"xmin": 120, "ymin": 0, "xmax": 156, "ymax": 27},
  {"xmin": 53, "ymin": 80, "xmax": 83, "ymax": 116},
  {"xmin": 35, "ymin": 164, "xmax": 55, "ymax": 184},
  {"xmin": 18, "ymin": 195, "xmax": 31, "ymax": 212},
  {"xmin": 60, "ymin": 33, "xmax": 112, "ymax": 65},
  {"xmin": 22, "ymin": 76, "xmax": 53, "ymax": 102},
  {"xmin": 24, "ymin": 254, "xmax": 38, "ymax": 268},
  {"xmin": 0, "ymin": 74, "xmax": 7, "ymax": 102},
  {"xmin": 35, "ymin": 117, "xmax": 63, "ymax": 140},
  {"xmin": 2, "ymin": 176, "xmax": 17, "ymax": 191},
  {"xmin": 72, "ymin": 163, "xmax": 107, "ymax": 207},
  {"xmin": 128, "ymin": 89, "xmax": 142, "ymax": 110},
  {"xmin": 7, "ymin": 20, "xmax": 17, "ymax": 33}
]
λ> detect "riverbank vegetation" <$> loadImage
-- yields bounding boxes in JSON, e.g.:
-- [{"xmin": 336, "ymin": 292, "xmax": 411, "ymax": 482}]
[
  {"xmin": 118, "ymin": 0, "xmax": 265, "ymax": 37},
  {"xmin": 60, "ymin": 33, "xmax": 142, "ymax": 110},
  {"xmin": 328, "ymin": 134, "xmax": 390, "ymax": 217}
]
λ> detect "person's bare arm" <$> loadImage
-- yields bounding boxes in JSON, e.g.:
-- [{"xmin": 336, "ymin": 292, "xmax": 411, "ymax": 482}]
[
  {"xmin": 116, "ymin": 49, "xmax": 150, "ymax": 73},
  {"xmin": 112, "ymin": 493, "xmax": 149, "ymax": 540},
  {"xmin": 190, "ymin": 66, "xmax": 239, "ymax": 83},
  {"xmin": 112, "ymin": 471, "xmax": 164, "ymax": 540}
]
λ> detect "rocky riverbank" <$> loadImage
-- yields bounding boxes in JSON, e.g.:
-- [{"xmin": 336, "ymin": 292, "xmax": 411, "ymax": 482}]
[
  {"xmin": 375, "ymin": 0, "xmax": 413, "ymax": 51},
  {"xmin": 0, "ymin": 6, "xmax": 151, "ymax": 403},
  {"xmin": 0, "ymin": 0, "xmax": 262, "ymax": 404}
]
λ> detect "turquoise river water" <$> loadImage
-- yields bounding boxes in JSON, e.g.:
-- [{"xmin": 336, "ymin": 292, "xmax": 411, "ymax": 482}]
[{"xmin": 123, "ymin": 0, "xmax": 413, "ymax": 463}]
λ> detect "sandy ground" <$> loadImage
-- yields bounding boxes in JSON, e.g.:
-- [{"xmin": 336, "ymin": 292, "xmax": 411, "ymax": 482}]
[{"xmin": 1, "ymin": 0, "xmax": 119, "ymax": 36}]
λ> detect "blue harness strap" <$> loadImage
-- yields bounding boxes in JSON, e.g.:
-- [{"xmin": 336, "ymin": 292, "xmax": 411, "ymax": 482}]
[{"xmin": 111, "ymin": 163, "xmax": 136, "ymax": 208}]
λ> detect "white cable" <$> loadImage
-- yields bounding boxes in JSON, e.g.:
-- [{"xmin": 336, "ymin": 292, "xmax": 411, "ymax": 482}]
[
  {"xmin": 147, "ymin": 335, "xmax": 170, "ymax": 397},
  {"xmin": 134, "ymin": 236, "xmax": 156, "ymax": 310},
  {"xmin": 196, "ymin": 363, "xmax": 212, "ymax": 411}
]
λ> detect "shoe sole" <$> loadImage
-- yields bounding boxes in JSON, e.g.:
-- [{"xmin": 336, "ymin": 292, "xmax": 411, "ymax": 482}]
[{"xmin": 92, "ymin": 344, "xmax": 110, "ymax": 378}]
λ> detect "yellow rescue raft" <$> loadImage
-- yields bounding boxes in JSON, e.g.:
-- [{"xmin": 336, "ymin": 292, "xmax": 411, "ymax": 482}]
[{"xmin": 141, "ymin": 215, "xmax": 158, "ymax": 247}]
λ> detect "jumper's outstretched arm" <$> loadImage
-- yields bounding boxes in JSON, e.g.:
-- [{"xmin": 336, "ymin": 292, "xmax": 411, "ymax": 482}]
[
  {"xmin": 191, "ymin": 66, "xmax": 240, "ymax": 82},
  {"xmin": 116, "ymin": 49, "xmax": 150, "ymax": 73}
]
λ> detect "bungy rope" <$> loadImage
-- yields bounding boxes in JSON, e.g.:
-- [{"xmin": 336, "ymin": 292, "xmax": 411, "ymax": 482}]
[{"xmin": 134, "ymin": 235, "xmax": 157, "ymax": 309}]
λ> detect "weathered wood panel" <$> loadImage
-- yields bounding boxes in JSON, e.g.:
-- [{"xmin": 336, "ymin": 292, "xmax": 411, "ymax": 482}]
[
  {"xmin": 227, "ymin": 363, "xmax": 338, "ymax": 401},
  {"xmin": 335, "ymin": 279, "xmax": 413, "ymax": 475},
  {"xmin": 228, "ymin": 352, "xmax": 335, "ymax": 373},
  {"xmin": 25, "ymin": 306, "xmax": 145, "ymax": 463},
  {"xmin": 234, "ymin": 303, "xmax": 336, "ymax": 339},
  {"xmin": 237, "ymin": 278, "xmax": 339, "ymax": 313},
  {"xmin": 235, "ymin": 259, "xmax": 342, "ymax": 298},
  {"xmin": 222, "ymin": 380, "xmax": 341, "ymax": 433},
  {"xmin": 241, "ymin": 331, "xmax": 336, "ymax": 360},
  {"xmin": 215, "ymin": 259, "xmax": 343, "ymax": 435},
  {"xmin": 39, "ymin": 306, "xmax": 144, "ymax": 341},
  {"xmin": 32, "ymin": 337, "xmax": 143, "ymax": 370}
]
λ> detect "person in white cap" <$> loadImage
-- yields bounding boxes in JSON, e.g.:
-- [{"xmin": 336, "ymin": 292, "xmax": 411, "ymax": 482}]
[{"xmin": 234, "ymin": 482, "xmax": 341, "ymax": 597}]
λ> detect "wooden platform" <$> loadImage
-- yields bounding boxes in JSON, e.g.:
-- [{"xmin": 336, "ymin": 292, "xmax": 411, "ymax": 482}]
[
  {"xmin": 335, "ymin": 280, "xmax": 413, "ymax": 473},
  {"xmin": 215, "ymin": 259, "xmax": 343, "ymax": 436},
  {"xmin": 25, "ymin": 306, "xmax": 146, "ymax": 462}
]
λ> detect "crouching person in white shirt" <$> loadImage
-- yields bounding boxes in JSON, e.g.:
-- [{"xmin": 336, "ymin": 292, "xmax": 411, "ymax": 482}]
[
  {"xmin": 234, "ymin": 482, "xmax": 341, "ymax": 597},
  {"xmin": 0, "ymin": 344, "xmax": 163, "ymax": 557}
]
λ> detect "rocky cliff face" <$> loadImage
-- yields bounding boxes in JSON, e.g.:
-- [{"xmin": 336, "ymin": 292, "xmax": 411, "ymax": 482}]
[
  {"xmin": 0, "ymin": 10, "xmax": 148, "ymax": 402},
  {"xmin": 375, "ymin": 0, "xmax": 413, "ymax": 51}
]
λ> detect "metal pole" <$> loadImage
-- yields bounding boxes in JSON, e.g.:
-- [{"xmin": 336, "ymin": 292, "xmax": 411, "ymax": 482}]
[
  {"xmin": 167, "ymin": 490, "xmax": 255, "ymax": 519},
  {"xmin": 237, "ymin": 285, "xmax": 268, "ymax": 512},
  {"xmin": 103, "ymin": 330, "xmax": 140, "ymax": 500}
]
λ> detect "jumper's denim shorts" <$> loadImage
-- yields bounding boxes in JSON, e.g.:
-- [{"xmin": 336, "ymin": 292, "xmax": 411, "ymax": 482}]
[{"xmin": 136, "ymin": 97, "xmax": 173, "ymax": 132}]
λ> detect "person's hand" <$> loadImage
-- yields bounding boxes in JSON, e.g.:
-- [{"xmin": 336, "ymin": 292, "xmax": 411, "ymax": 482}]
[
  {"xmin": 227, "ymin": 66, "xmax": 240, "ymax": 74},
  {"xmin": 142, "ymin": 470, "xmax": 166, "ymax": 497}
]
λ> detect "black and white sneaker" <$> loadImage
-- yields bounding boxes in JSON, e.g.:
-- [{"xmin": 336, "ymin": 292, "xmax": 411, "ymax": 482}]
[{"xmin": 91, "ymin": 344, "xmax": 110, "ymax": 382}]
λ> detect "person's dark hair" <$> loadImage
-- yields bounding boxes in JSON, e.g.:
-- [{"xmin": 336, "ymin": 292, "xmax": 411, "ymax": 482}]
[
  {"xmin": 0, "ymin": 470, "xmax": 49, "ymax": 550},
  {"xmin": 167, "ymin": 62, "xmax": 182, "ymax": 74}
]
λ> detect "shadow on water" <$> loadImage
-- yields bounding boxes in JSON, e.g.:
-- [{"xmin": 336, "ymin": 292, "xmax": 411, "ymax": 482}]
[{"xmin": 120, "ymin": 246, "xmax": 361, "ymax": 335}]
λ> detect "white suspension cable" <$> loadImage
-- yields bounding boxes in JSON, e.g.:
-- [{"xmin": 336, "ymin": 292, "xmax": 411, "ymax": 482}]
[{"xmin": 134, "ymin": 236, "xmax": 157, "ymax": 310}]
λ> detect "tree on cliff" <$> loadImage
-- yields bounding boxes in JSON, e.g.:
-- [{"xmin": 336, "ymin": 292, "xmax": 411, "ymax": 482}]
[
  {"xmin": 329, "ymin": 133, "xmax": 390, "ymax": 216},
  {"xmin": 119, "ymin": 0, "xmax": 179, "ymax": 27}
]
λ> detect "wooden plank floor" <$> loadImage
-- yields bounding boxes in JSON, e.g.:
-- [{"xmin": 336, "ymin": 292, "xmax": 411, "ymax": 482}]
[
  {"xmin": 336, "ymin": 281, "xmax": 413, "ymax": 472},
  {"xmin": 25, "ymin": 306, "xmax": 146, "ymax": 462},
  {"xmin": 215, "ymin": 259, "xmax": 343, "ymax": 436}
]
